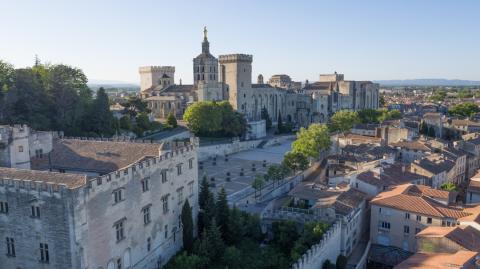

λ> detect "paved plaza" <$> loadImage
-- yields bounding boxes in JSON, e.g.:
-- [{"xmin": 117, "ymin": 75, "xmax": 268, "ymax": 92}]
[{"xmin": 199, "ymin": 138, "xmax": 294, "ymax": 196}]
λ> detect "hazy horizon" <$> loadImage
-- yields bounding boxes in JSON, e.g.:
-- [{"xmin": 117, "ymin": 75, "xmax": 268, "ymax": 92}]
[{"xmin": 1, "ymin": 0, "xmax": 479, "ymax": 84}]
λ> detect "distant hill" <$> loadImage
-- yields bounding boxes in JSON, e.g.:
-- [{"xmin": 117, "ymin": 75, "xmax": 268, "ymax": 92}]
[
  {"xmin": 88, "ymin": 79, "xmax": 139, "ymax": 90},
  {"xmin": 374, "ymin": 79, "xmax": 480, "ymax": 87}
]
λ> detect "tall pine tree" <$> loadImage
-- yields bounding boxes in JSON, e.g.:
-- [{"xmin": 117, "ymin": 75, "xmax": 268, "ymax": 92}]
[
  {"xmin": 215, "ymin": 188, "xmax": 229, "ymax": 240},
  {"xmin": 181, "ymin": 200, "xmax": 194, "ymax": 253}
]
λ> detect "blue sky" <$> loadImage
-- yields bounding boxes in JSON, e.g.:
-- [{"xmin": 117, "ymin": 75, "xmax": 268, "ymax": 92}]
[{"xmin": 1, "ymin": 0, "xmax": 479, "ymax": 84}]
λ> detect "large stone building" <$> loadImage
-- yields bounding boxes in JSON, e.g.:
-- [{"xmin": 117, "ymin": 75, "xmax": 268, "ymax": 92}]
[
  {"xmin": 0, "ymin": 132, "xmax": 199, "ymax": 269},
  {"xmin": 139, "ymin": 28, "xmax": 379, "ymax": 135}
]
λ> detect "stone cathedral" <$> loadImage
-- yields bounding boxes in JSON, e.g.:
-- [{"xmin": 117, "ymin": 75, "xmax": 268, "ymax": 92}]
[{"xmin": 140, "ymin": 28, "xmax": 379, "ymax": 138}]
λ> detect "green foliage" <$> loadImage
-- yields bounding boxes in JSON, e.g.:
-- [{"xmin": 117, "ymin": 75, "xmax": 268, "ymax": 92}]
[
  {"xmin": 441, "ymin": 182, "xmax": 458, "ymax": 192},
  {"xmin": 356, "ymin": 108, "xmax": 402, "ymax": 124},
  {"xmin": 215, "ymin": 188, "xmax": 229, "ymax": 241},
  {"xmin": 329, "ymin": 110, "xmax": 360, "ymax": 132},
  {"xmin": 199, "ymin": 175, "xmax": 211, "ymax": 210},
  {"xmin": 119, "ymin": 115, "xmax": 132, "ymax": 130},
  {"xmin": 166, "ymin": 111, "xmax": 178, "ymax": 128},
  {"xmin": 428, "ymin": 126, "xmax": 436, "ymax": 137},
  {"xmin": 430, "ymin": 90, "xmax": 446, "ymax": 102},
  {"xmin": 121, "ymin": 96, "xmax": 149, "ymax": 117},
  {"xmin": 449, "ymin": 103, "xmax": 480, "ymax": 118},
  {"xmin": 0, "ymin": 60, "xmax": 116, "ymax": 137},
  {"xmin": 181, "ymin": 200, "xmax": 194, "ymax": 253},
  {"xmin": 291, "ymin": 222, "xmax": 330, "ymax": 261},
  {"xmin": 165, "ymin": 251, "xmax": 208, "ymax": 269},
  {"xmin": 206, "ymin": 219, "xmax": 225, "ymax": 260},
  {"xmin": 282, "ymin": 151, "xmax": 309, "ymax": 173},
  {"xmin": 252, "ymin": 175, "xmax": 265, "ymax": 196},
  {"xmin": 261, "ymin": 107, "xmax": 272, "ymax": 130},
  {"xmin": 379, "ymin": 94, "xmax": 385, "ymax": 107},
  {"xmin": 323, "ymin": 259, "xmax": 336, "ymax": 269},
  {"xmin": 292, "ymin": 123, "xmax": 331, "ymax": 159},
  {"xmin": 336, "ymin": 255, "xmax": 348, "ymax": 269},
  {"xmin": 457, "ymin": 89, "xmax": 473, "ymax": 99},
  {"xmin": 183, "ymin": 101, "xmax": 247, "ymax": 137},
  {"xmin": 271, "ymin": 220, "xmax": 300, "ymax": 255},
  {"xmin": 419, "ymin": 121, "xmax": 428, "ymax": 135}
]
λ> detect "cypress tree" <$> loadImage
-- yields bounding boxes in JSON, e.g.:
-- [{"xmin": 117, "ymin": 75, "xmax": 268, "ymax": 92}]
[
  {"xmin": 181, "ymin": 200, "xmax": 194, "ymax": 253},
  {"xmin": 215, "ymin": 188, "xmax": 229, "ymax": 240}
]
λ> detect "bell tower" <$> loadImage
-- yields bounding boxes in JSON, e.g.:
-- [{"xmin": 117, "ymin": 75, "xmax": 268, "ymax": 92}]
[{"xmin": 193, "ymin": 27, "xmax": 219, "ymax": 85}]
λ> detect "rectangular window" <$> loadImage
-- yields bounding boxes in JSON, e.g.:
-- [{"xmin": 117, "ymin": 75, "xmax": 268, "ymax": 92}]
[
  {"xmin": 141, "ymin": 178, "xmax": 149, "ymax": 192},
  {"xmin": 161, "ymin": 170, "xmax": 167, "ymax": 183},
  {"xmin": 6, "ymin": 237, "xmax": 15, "ymax": 257},
  {"xmin": 177, "ymin": 187, "xmax": 184, "ymax": 204},
  {"xmin": 162, "ymin": 195, "xmax": 169, "ymax": 214},
  {"xmin": 0, "ymin": 201, "xmax": 8, "ymax": 214},
  {"xmin": 18, "ymin": 146, "xmax": 23, "ymax": 153},
  {"xmin": 378, "ymin": 207, "xmax": 382, "ymax": 213},
  {"xmin": 147, "ymin": 237, "xmax": 151, "ymax": 252},
  {"xmin": 142, "ymin": 206, "xmax": 151, "ymax": 225},
  {"xmin": 379, "ymin": 221, "xmax": 390, "ymax": 229},
  {"xmin": 427, "ymin": 217, "xmax": 432, "ymax": 224},
  {"xmin": 189, "ymin": 158, "xmax": 194, "ymax": 169},
  {"xmin": 177, "ymin": 164, "xmax": 182, "ymax": 175},
  {"xmin": 113, "ymin": 189, "xmax": 123, "ymax": 204},
  {"xmin": 31, "ymin": 205, "xmax": 40, "ymax": 218},
  {"xmin": 188, "ymin": 181, "xmax": 194, "ymax": 196},
  {"xmin": 415, "ymin": 228, "xmax": 421, "ymax": 234},
  {"xmin": 35, "ymin": 149, "xmax": 43, "ymax": 158},
  {"xmin": 416, "ymin": 215, "xmax": 421, "ymax": 222},
  {"xmin": 165, "ymin": 225, "xmax": 168, "ymax": 239},
  {"xmin": 404, "ymin": 225, "xmax": 410, "ymax": 234},
  {"xmin": 442, "ymin": 220, "xmax": 446, "ymax": 227},
  {"xmin": 39, "ymin": 243, "xmax": 49, "ymax": 263},
  {"xmin": 405, "ymin": 213, "xmax": 410, "ymax": 219},
  {"xmin": 114, "ymin": 219, "xmax": 126, "ymax": 242}
]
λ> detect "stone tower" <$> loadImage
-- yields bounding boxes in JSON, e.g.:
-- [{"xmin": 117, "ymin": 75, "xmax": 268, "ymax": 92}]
[
  {"xmin": 139, "ymin": 66, "xmax": 175, "ymax": 92},
  {"xmin": 219, "ymin": 54, "xmax": 253, "ymax": 110},
  {"xmin": 193, "ymin": 27, "xmax": 218, "ymax": 85}
]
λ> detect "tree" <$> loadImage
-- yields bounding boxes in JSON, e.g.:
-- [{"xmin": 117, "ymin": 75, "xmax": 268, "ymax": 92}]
[
  {"xmin": 379, "ymin": 94, "xmax": 386, "ymax": 107},
  {"xmin": 292, "ymin": 123, "xmax": 331, "ymax": 159},
  {"xmin": 329, "ymin": 110, "xmax": 360, "ymax": 132},
  {"xmin": 119, "ymin": 115, "xmax": 132, "ymax": 130},
  {"xmin": 222, "ymin": 246, "xmax": 243, "ymax": 268},
  {"xmin": 215, "ymin": 188, "xmax": 229, "ymax": 240},
  {"xmin": 277, "ymin": 112, "xmax": 284, "ymax": 132},
  {"xmin": 428, "ymin": 126, "xmax": 436, "ymax": 137},
  {"xmin": 282, "ymin": 151, "xmax": 309, "ymax": 173},
  {"xmin": 181, "ymin": 200, "xmax": 194, "ymax": 253},
  {"xmin": 199, "ymin": 175, "xmax": 211, "ymax": 210},
  {"xmin": 165, "ymin": 251, "xmax": 207, "ymax": 269},
  {"xmin": 449, "ymin": 103, "xmax": 480, "ymax": 118},
  {"xmin": 419, "ymin": 121, "xmax": 428, "ymax": 135},
  {"xmin": 121, "ymin": 96, "xmax": 149, "ymax": 117},
  {"xmin": 252, "ymin": 175, "xmax": 265, "ymax": 197},
  {"xmin": 441, "ymin": 182, "xmax": 458, "ymax": 192},
  {"xmin": 336, "ymin": 255, "xmax": 348, "ymax": 269},
  {"xmin": 323, "ymin": 259, "xmax": 336, "ymax": 269},
  {"xmin": 206, "ymin": 219, "xmax": 225, "ymax": 260},
  {"xmin": 84, "ymin": 87, "xmax": 115, "ymax": 136},
  {"xmin": 166, "ymin": 111, "xmax": 178, "ymax": 128},
  {"xmin": 357, "ymin": 109, "xmax": 381, "ymax": 124},
  {"xmin": 261, "ymin": 107, "xmax": 272, "ymax": 130},
  {"xmin": 226, "ymin": 206, "xmax": 243, "ymax": 245},
  {"xmin": 271, "ymin": 220, "xmax": 299, "ymax": 255}
]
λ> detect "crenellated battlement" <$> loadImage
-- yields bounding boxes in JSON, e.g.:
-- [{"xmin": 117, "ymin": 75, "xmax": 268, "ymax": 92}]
[
  {"xmin": 139, "ymin": 66, "xmax": 175, "ymax": 74},
  {"xmin": 87, "ymin": 142, "xmax": 197, "ymax": 190},
  {"xmin": 0, "ymin": 177, "xmax": 68, "ymax": 196},
  {"xmin": 291, "ymin": 221, "xmax": 342, "ymax": 269},
  {"xmin": 219, "ymin": 54, "xmax": 253, "ymax": 63}
]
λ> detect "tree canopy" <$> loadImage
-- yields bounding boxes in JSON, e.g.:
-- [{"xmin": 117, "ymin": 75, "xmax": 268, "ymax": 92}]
[
  {"xmin": 292, "ymin": 123, "xmax": 331, "ymax": 159},
  {"xmin": 183, "ymin": 101, "xmax": 247, "ymax": 137},
  {"xmin": 0, "ymin": 59, "xmax": 117, "ymax": 137},
  {"xmin": 329, "ymin": 110, "xmax": 360, "ymax": 132},
  {"xmin": 448, "ymin": 103, "xmax": 480, "ymax": 118}
]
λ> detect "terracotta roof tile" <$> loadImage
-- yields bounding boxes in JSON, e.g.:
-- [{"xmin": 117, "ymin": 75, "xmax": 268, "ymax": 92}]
[{"xmin": 0, "ymin": 167, "xmax": 86, "ymax": 189}]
